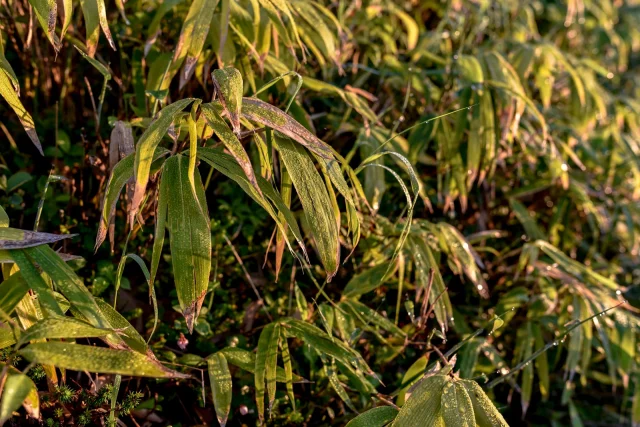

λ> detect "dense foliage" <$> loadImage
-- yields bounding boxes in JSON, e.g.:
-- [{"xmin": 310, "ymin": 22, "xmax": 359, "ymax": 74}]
[{"xmin": 0, "ymin": 0, "xmax": 639, "ymax": 425}]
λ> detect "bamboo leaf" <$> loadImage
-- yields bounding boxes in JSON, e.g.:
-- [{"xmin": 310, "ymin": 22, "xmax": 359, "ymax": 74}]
[
  {"xmin": 241, "ymin": 97, "xmax": 333, "ymax": 159},
  {"xmin": 25, "ymin": 245, "xmax": 107, "ymax": 328},
  {"xmin": 396, "ymin": 354, "xmax": 429, "ymax": 406},
  {"xmin": 276, "ymin": 137, "xmax": 339, "ymax": 280},
  {"xmin": 200, "ymin": 103, "xmax": 261, "ymax": 197},
  {"xmin": 19, "ymin": 342, "xmax": 189, "ymax": 378},
  {"xmin": 196, "ymin": 147, "xmax": 305, "ymax": 258},
  {"xmin": 0, "ymin": 71, "xmax": 42, "ymax": 154},
  {"xmin": 164, "ymin": 155, "xmax": 211, "ymax": 332},
  {"xmin": 207, "ymin": 353, "xmax": 232, "ymax": 427},
  {"xmin": 0, "ymin": 273, "xmax": 29, "ymax": 317},
  {"xmin": 281, "ymin": 319, "xmax": 364, "ymax": 371},
  {"xmin": 0, "ymin": 373, "xmax": 38, "ymax": 425},
  {"xmin": 346, "ymin": 406, "xmax": 399, "ymax": 427},
  {"xmin": 0, "ymin": 228, "xmax": 73, "ymax": 250},
  {"xmin": 80, "ymin": 0, "xmax": 115, "ymax": 57},
  {"xmin": 255, "ymin": 322, "xmax": 280, "ymax": 421},
  {"xmin": 96, "ymin": 148, "xmax": 170, "ymax": 251},
  {"xmin": 393, "ymin": 375, "xmax": 447, "ymax": 426},
  {"xmin": 18, "ymin": 316, "xmax": 112, "ymax": 344},
  {"xmin": 218, "ymin": 347, "xmax": 303, "ymax": 383},
  {"xmin": 441, "ymin": 381, "xmax": 475, "ymax": 427},
  {"xmin": 131, "ymin": 99, "xmax": 195, "ymax": 222},
  {"xmin": 10, "ymin": 249, "xmax": 64, "ymax": 316},
  {"xmin": 279, "ymin": 328, "xmax": 295, "ymax": 411},
  {"xmin": 27, "ymin": 0, "xmax": 60, "ymax": 50},
  {"xmin": 211, "ymin": 68, "xmax": 243, "ymax": 133},
  {"xmin": 460, "ymin": 379, "xmax": 508, "ymax": 427}
]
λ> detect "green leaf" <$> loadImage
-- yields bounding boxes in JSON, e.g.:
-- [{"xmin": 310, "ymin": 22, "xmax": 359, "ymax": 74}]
[
  {"xmin": 18, "ymin": 342, "xmax": 190, "ymax": 378},
  {"xmin": 0, "ymin": 372, "xmax": 38, "ymax": 425},
  {"xmin": 200, "ymin": 103, "xmax": 261, "ymax": 197},
  {"xmin": 163, "ymin": 155, "xmax": 211, "ymax": 332},
  {"xmin": 196, "ymin": 147, "xmax": 305, "ymax": 259},
  {"xmin": 393, "ymin": 375, "xmax": 447, "ymax": 426},
  {"xmin": 211, "ymin": 68, "xmax": 243, "ymax": 133},
  {"xmin": 0, "ymin": 272, "xmax": 29, "ymax": 318},
  {"xmin": 10, "ymin": 249, "xmax": 64, "ymax": 316},
  {"xmin": 241, "ymin": 97, "xmax": 333, "ymax": 159},
  {"xmin": 79, "ymin": 0, "xmax": 115, "ymax": 57},
  {"xmin": 93, "ymin": 298, "xmax": 148, "ymax": 354},
  {"xmin": 172, "ymin": 0, "xmax": 218, "ymax": 88},
  {"xmin": 0, "ymin": 70, "xmax": 42, "ymax": 154},
  {"xmin": 207, "ymin": 353, "xmax": 232, "ymax": 427},
  {"xmin": 322, "ymin": 355, "xmax": 356, "ymax": 412},
  {"xmin": 279, "ymin": 328, "xmax": 295, "ymax": 411},
  {"xmin": 96, "ymin": 148, "xmax": 169, "ymax": 250},
  {"xmin": 0, "ymin": 228, "xmax": 73, "ymax": 249},
  {"xmin": 396, "ymin": 354, "xmax": 429, "ymax": 406},
  {"xmin": 131, "ymin": 99, "xmax": 195, "ymax": 221},
  {"xmin": 255, "ymin": 322, "xmax": 280, "ymax": 421},
  {"xmin": 441, "ymin": 381, "xmax": 475, "ymax": 427},
  {"xmin": 218, "ymin": 347, "xmax": 303, "ymax": 383},
  {"xmin": 275, "ymin": 137, "xmax": 339, "ymax": 280},
  {"xmin": 74, "ymin": 45, "xmax": 111, "ymax": 78},
  {"xmin": 343, "ymin": 262, "xmax": 391, "ymax": 297},
  {"xmin": 20, "ymin": 342, "xmax": 188, "ymax": 378},
  {"xmin": 460, "ymin": 379, "xmax": 508, "ymax": 427},
  {"xmin": 27, "ymin": 0, "xmax": 60, "ymax": 51},
  {"xmin": 281, "ymin": 319, "xmax": 365, "ymax": 371},
  {"xmin": 18, "ymin": 316, "xmax": 112, "ymax": 344},
  {"xmin": 25, "ymin": 245, "xmax": 108, "ymax": 328},
  {"xmin": 346, "ymin": 406, "xmax": 399, "ymax": 427},
  {"xmin": 509, "ymin": 199, "xmax": 545, "ymax": 241},
  {"xmin": 342, "ymin": 300, "xmax": 405, "ymax": 338}
]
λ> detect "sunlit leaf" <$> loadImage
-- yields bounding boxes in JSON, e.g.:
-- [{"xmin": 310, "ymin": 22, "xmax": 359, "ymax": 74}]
[{"xmin": 19, "ymin": 342, "xmax": 189, "ymax": 378}]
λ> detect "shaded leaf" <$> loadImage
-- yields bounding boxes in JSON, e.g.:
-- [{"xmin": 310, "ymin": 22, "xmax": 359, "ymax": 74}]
[{"xmin": 207, "ymin": 353, "xmax": 232, "ymax": 427}]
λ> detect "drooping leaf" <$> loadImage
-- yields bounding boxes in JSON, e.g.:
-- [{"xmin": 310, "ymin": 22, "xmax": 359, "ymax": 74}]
[
  {"xmin": 96, "ymin": 148, "xmax": 170, "ymax": 250},
  {"xmin": 393, "ymin": 374, "xmax": 447, "ymax": 426},
  {"xmin": 211, "ymin": 68, "xmax": 243, "ymax": 133},
  {"xmin": 171, "ymin": 0, "xmax": 218, "ymax": 88},
  {"xmin": 197, "ymin": 147, "xmax": 305, "ymax": 259},
  {"xmin": 241, "ymin": 97, "xmax": 333, "ymax": 159},
  {"xmin": 200, "ymin": 103, "xmax": 261, "ymax": 197},
  {"xmin": 0, "ymin": 71, "xmax": 42, "ymax": 154},
  {"xmin": 207, "ymin": 353, "xmax": 232, "ymax": 427},
  {"xmin": 80, "ymin": 0, "xmax": 115, "ymax": 57},
  {"xmin": 440, "ymin": 381, "xmax": 475, "ymax": 427},
  {"xmin": 131, "ymin": 99, "xmax": 195, "ymax": 222},
  {"xmin": 218, "ymin": 347, "xmax": 303, "ymax": 383},
  {"xmin": 276, "ymin": 137, "xmax": 339, "ymax": 280},
  {"xmin": 254, "ymin": 322, "xmax": 280, "ymax": 421},
  {"xmin": 0, "ymin": 373, "xmax": 38, "ymax": 425},
  {"xmin": 27, "ymin": 0, "xmax": 60, "ymax": 50},
  {"xmin": 163, "ymin": 155, "xmax": 211, "ymax": 332},
  {"xmin": 460, "ymin": 379, "xmax": 509, "ymax": 427}
]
